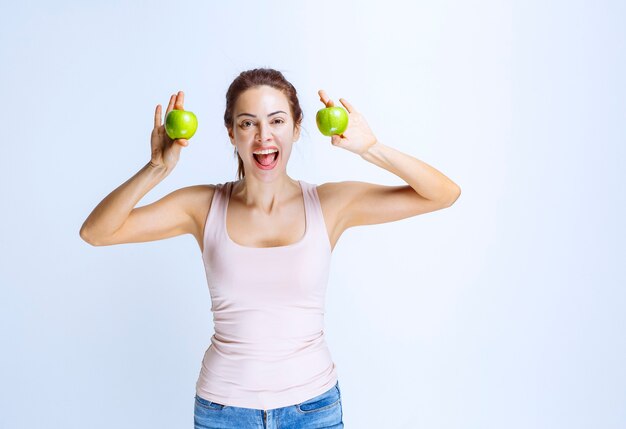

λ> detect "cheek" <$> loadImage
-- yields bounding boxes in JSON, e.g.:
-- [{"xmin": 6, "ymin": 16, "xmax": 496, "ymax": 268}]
[
  {"xmin": 279, "ymin": 131, "xmax": 296, "ymax": 145},
  {"xmin": 234, "ymin": 131, "xmax": 254, "ymax": 143},
  {"xmin": 280, "ymin": 147, "xmax": 293, "ymax": 161}
]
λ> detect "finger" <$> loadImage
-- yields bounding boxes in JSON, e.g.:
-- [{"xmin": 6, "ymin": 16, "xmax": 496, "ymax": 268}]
[
  {"xmin": 318, "ymin": 90, "xmax": 334, "ymax": 107},
  {"xmin": 154, "ymin": 104, "xmax": 162, "ymax": 128},
  {"xmin": 174, "ymin": 90, "xmax": 185, "ymax": 110},
  {"xmin": 318, "ymin": 90, "xmax": 328, "ymax": 105},
  {"xmin": 318, "ymin": 89, "xmax": 326, "ymax": 103},
  {"xmin": 339, "ymin": 98, "xmax": 355, "ymax": 114},
  {"xmin": 165, "ymin": 94, "xmax": 176, "ymax": 115}
]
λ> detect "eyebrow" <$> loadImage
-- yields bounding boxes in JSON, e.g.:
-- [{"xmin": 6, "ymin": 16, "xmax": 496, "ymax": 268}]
[{"xmin": 236, "ymin": 110, "xmax": 287, "ymax": 118}]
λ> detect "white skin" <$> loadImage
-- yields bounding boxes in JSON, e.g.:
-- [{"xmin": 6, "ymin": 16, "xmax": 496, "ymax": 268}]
[{"xmin": 227, "ymin": 85, "xmax": 302, "ymax": 214}]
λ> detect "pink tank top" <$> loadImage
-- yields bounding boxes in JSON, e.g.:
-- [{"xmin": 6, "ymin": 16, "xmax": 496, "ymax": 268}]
[{"xmin": 195, "ymin": 180, "xmax": 339, "ymax": 410}]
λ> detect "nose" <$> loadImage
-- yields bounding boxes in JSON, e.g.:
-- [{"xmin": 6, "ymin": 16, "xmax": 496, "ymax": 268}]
[{"xmin": 256, "ymin": 122, "xmax": 273, "ymax": 142}]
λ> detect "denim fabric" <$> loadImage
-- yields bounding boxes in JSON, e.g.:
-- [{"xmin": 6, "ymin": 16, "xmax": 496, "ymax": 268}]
[{"xmin": 194, "ymin": 381, "xmax": 344, "ymax": 428}]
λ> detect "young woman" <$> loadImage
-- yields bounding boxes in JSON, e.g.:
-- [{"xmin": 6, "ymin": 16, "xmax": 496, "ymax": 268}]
[{"xmin": 80, "ymin": 68, "xmax": 461, "ymax": 428}]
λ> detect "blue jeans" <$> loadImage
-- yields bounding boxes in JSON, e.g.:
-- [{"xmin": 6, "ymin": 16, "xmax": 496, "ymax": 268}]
[{"xmin": 194, "ymin": 381, "xmax": 344, "ymax": 428}]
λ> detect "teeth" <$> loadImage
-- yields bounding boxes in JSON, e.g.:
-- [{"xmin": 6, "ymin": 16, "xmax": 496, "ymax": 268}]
[{"xmin": 253, "ymin": 148, "xmax": 278, "ymax": 155}]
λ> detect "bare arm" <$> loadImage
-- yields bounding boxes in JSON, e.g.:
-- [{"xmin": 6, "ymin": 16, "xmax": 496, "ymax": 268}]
[
  {"xmin": 316, "ymin": 90, "xmax": 460, "ymax": 229},
  {"xmin": 79, "ymin": 162, "xmax": 169, "ymax": 244},
  {"xmin": 80, "ymin": 91, "xmax": 192, "ymax": 245}
]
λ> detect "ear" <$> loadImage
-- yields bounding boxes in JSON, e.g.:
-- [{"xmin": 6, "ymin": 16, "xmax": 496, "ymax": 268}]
[
  {"xmin": 293, "ymin": 123, "xmax": 301, "ymax": 142},
  {"xmin": 227, "ymin": 127, "xmax": 235, "ymax": 144}
]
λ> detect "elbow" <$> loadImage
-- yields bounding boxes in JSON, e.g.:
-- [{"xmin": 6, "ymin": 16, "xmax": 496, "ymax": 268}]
[
  {"xmin": 79, "ymin": 227, "xmax": 99, "ymax": 246},
  {"xmin": 445, "ymin": 186, "xmax": 461, "ymax": 207}
]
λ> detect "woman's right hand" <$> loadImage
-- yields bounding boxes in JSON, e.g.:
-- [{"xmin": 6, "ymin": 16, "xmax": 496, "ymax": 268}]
[{"xmin": 150, "ymin": 91, "xmax": 189, "ymax": 171}]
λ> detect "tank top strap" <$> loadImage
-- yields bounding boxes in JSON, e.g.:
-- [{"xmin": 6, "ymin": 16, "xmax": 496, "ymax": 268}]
[
  {"xmin": 201, "ymin": 181, "xmax": 229, "ymax": 254},
  {"xmin": 300, "ymin": 180, "xmax": 331, "ymax": 251}
]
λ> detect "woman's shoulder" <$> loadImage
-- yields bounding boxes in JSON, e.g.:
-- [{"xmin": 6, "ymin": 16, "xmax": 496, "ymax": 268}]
[
  {"xmin": 313, "ymin": 181, "xmax": 351, "ymax": 215},
  {"xmin": 178, "ymin": 184, "xmax": 223, "ymax": 248},
  {"xmin": 179, "ymin": 183, "xmax": 219, "ymax": 224},
  {"xmin": 314, "ymin": 180, "xmax": 346, "ymax": 199},
  {"xmin": 179, "ymin": 183, "xmax": 218, "ymax": 199}
]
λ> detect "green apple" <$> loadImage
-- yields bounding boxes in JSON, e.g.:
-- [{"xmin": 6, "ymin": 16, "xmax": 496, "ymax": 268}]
[
  {"xmin": 316, "ymin": 106, "xmax": 349, "ymax": 136},
  {"xmin": 165, "ymin": 109, "xmax": 198, "ymax": 140}
]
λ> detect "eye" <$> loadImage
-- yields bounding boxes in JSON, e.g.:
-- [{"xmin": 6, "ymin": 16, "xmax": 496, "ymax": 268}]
[
  {"xmin": 274, "ymin": 118, "xmax": 285, "ymax": 124},
  {"xmin": 241, "ymin": 120, "xmax": 254, "ymax": 128}
]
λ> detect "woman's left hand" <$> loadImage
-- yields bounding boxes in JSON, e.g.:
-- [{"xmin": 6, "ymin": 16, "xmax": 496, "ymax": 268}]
[{"xmin": 318, "ymin": 90, "xmax": 378, "ymax": 156}]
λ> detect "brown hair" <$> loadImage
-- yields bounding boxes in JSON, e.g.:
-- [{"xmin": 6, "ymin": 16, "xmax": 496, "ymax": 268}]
[{"xmin": 224, "ymin": 68, "xmax": 304, "ymax": 180}]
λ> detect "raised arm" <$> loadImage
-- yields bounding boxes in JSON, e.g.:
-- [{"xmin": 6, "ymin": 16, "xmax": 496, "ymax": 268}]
[
  {"xmin": 316, "ymin": 90, "xmax": 461, "ymax": 229},
  {"xmin": 79, "ymin": 91, "xmax": 193, "ymax": 245}
]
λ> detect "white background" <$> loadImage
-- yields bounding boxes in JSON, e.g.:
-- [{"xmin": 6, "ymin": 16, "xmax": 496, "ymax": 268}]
[{"xmin": 1, "ymin": 1, "xmax": 624, "ymax": 428}]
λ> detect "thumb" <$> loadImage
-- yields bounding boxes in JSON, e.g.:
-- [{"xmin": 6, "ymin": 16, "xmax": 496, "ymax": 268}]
[{"xmin": 175, "ymin": 138, "xmax": 189, "ymax": 147}]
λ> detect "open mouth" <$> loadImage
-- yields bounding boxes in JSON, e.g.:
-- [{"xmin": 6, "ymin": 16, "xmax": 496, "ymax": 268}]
[{"xmin": 253, "ymin": 151, "xmax": 279, "ymax": 169}]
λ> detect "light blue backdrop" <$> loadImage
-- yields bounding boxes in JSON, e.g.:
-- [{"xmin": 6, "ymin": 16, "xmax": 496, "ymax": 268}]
[{"xmin": 1, "ymin": 1, "xmax": 624, "ymax": 428}]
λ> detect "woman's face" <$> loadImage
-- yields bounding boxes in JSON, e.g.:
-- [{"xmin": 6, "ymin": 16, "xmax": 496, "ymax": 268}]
[{"xmin": 228, "ymin": 85, "xmax": 300, "ymax": 179}]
